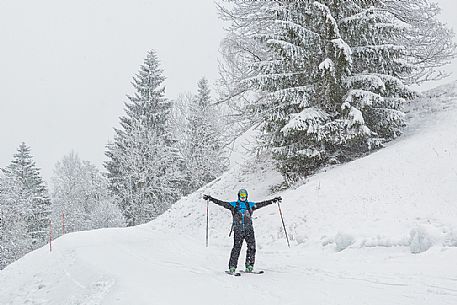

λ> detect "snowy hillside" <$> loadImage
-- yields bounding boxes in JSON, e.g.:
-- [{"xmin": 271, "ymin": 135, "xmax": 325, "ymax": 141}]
[
  {"xmin": 1, "ymin": 95, "xmax": 457, "ymax": 305},
  {"xmin": 158, "ymin": 92, "xmax": 457, "ymax": 253}
]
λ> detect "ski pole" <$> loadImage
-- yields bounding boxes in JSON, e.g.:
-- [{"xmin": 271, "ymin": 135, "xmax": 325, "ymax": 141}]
[
  {"xmin": 206, "ymin": 198, "xmax": 209, "ymax": 247},
  {"xmin": 277, "ymin": 201, "xmax": 290, "ymax": 248},
  {"xmin": 228, "ymin": 223, "xmax": 234, "ymax": 237}
]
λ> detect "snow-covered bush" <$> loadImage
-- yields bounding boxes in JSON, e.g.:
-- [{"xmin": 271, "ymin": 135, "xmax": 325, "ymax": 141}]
[
  {"xmin": 443, "ymin": 230, "xmax": 457, "ymax": 247},
  {"xmin": 409, "ymin": 227, "xmax": 434, "ymax": 254},
  {"xmin": 334, "ymin": 232, "xmax": 355, "ymax": 252}
]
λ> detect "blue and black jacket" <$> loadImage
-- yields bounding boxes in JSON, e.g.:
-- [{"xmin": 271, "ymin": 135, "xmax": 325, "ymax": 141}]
[{"xmin": 206, "ymin": 196, "xmax": 276, "ymax": 231}]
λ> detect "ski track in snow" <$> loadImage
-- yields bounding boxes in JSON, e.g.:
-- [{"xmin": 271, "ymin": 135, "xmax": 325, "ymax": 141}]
[{"xmin": 1, "ymin": 94, "xmax": 457, "ymax": 304}]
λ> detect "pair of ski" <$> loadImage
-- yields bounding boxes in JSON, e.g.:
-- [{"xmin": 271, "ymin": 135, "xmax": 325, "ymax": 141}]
[{"xmin": 225, "ymin": 270, "xmax": 264, "ymax": 276}]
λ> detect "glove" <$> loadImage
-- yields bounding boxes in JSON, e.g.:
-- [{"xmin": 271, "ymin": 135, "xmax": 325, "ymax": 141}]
[
  {"xmin": 272, "ymin": 196, "xmax": 282, "ymax": 203},
  {"xmin": 203, "ymin": 194, "xmax": 212, "ymax": 201}
]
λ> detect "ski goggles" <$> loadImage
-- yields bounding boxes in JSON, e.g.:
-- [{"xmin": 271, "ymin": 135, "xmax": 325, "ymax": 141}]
[{"xmin": 239, "ymin": 193, "xmax": 247, "ymax": 198}]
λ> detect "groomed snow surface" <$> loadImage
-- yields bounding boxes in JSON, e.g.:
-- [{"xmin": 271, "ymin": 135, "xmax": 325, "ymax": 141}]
[{"xmin": 1, "ymin": 94, "xmax": 457, "ymax": 305}]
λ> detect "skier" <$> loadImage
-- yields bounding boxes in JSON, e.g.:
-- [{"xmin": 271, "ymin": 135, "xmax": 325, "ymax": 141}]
[{"xmin": 203, "ymin": 189, "xmax": 282, "ymax": 275}]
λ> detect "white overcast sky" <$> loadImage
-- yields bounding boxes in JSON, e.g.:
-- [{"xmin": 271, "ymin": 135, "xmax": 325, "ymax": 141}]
[
  {"xmin": 0, "ymin": 0, "xmax": 456, "ymax": 184},
  {"xmin": 0, "ymin": 0, "xmax": 225, "ymax": 182}
]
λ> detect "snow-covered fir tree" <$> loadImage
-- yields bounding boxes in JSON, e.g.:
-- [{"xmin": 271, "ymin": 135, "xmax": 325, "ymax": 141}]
[
  {"xmin": 172, "ymin": 85, "xmax": 230, "ymax": 194},
  {"xmin": 219, "ymin": 0, "xmax": 455, "ymax": 183},
  {"xmin": 185, "ymin": 78, "xmax": 227, "ymax": 191},
  {"xmin": 105, "ymin": 50, "xmax": 186, "ymax": 226},
  {"xmin": 171, "ymin": 92, "xmax": 192, "ymax": 161},
  {"xmin": 2, "ymin": 143, "xmax": 51, "ymax": 245},
  {"xmin": 0, "ymin": 143, "xmax": 51, "ymax": 269},
  {"xmin": 51, "ymin": 152, "xmax": 124, "ymax": 235},
  {"xmin": 0, "ymin": 172, "xmax": 30, "ymax": 270}
]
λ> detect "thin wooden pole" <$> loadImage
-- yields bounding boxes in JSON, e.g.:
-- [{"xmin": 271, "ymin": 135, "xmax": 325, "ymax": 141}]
[
  {"xmin": 62, "ymin": 211, "xmax": 65, "ymax": 235},
  {"xmin": 277, "ymin": 202, "xmax": 290, "ymax": 248},
  {"xmin": 206, "ymin": 199, "xmax": 209, "ymax": 247},
  {"xmin": 49, "ymin": 220, "xmax": 52, "ymax": 252}
]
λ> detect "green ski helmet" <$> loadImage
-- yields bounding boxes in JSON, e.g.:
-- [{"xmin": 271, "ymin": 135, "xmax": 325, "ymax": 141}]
[{"xmin": 238, "ymin": 188, "xmax": 248, "ymax": 201}]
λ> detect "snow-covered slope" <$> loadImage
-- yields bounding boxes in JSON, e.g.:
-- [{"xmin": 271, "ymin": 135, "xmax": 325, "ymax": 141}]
[
  {"xmin": 1, "ymin": 96, "xmax": 457, "ymax": 305},
  {"xmin": 157, "ymin": 94, "xmax": 457, "ymax": 253}
]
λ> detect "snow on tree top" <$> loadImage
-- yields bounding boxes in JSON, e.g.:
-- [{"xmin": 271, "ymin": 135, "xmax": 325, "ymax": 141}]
[
  {"xmin": 343, "ymin": 74, "xmax": 386, "ymax": 92},
  {"xmin": 313, "ymin": 2, "xmax": 340, "ymax": 37},
  {"xmin": 345, "ymin": 89, "xmax": 384, "ymax": 108},
  {"xmin": 331, "ymin": 38, "xmax": 352, "ymax": 62},
  {"xmin": 281, "ymin": 107, "xmax": 328, "ymax": 136},
  {"xmin": 319, "ymin": 58, "xmax": 335, "ymax": 73}
]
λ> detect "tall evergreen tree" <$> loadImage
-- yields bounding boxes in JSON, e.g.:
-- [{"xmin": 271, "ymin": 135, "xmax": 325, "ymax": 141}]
[
  {"xmin": 105, "ymin": 50, "xmax": 186, "ymax": 226},
  {"xmin": 0, "ymin": 143, "xmax": 51, "ymax": 269},
  {"xmin": 1, "ymin": 143, "xmax": 51, "ymax": 245},
  {"xmin": 219, "ymin": 0, "xmax": 455, "ymax": 183},
  {"xmin": 0, "ymin": 171, "xmax": 29, "ymax": 270},
  {"xmin": 186, "ymin": 78, "xmax": 227, "ymax": 191}
]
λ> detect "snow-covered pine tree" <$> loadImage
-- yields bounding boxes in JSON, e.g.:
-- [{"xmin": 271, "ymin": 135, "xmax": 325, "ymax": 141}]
[
  {"xmin": 105, "ymin": 50, "xmax": 186, "ymax": 226},
  {"xmin": 186, "ymin": 78, "xmax": 227, "ymax": 191},
  {"xmin": 0, "ymin": 143, "xmax": 50, "ymax": 269},
  {"xmin": 335, "ymin": 0, "xmax": 418, "ymax": 144},
  {"xmin": 0, "ymin": 172, "xmax": 30, "ymax": 269},
  {"xmin": 1, "ymin": 143, "xmax": 51, "ymax": 246},
  {"xmin": 262, "ymin": 1, "xmax": 363, "ymax": 182},
  {"xmin": 51, "ymin": 152, "xmax": 124, "ymax": 234},
  {"xmin": 220, "ymin": 1, "xmax": 368, "ymax": 182},
  {"xmin": 219, "ymin": 0, "xmax": 454, "ymax": 183},
  {"xmin": 171, "ymin": 92, "xmax": 192, "ymax": 167}
]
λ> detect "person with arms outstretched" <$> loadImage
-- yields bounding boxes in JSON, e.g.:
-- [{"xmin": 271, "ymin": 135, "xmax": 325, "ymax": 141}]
[{"xmin": 203, "ymin": 188, "xmax": 282, "ymax": 275}]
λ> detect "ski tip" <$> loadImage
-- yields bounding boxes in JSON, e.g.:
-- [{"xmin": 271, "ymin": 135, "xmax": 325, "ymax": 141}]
[{"xmin": 225, "ymin": 271, "xmax": 241, "ymax": 276}]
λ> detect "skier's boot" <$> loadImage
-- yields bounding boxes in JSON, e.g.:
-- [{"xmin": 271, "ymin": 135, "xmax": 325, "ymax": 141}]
[
  {"xmin": 228, "ymin": 267, "xmax": 237, "ymax": 274},
  {"xmin": 245, "ymin": 265, "xmax": 254, "ymax": 273}
]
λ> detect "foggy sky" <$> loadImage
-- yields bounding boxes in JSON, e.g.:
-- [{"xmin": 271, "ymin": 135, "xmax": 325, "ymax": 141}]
[
  {"xmin": 0, "ymin": 0, "xmax": 225, "ymax": 183},
  {"xmin": 0, "ymin": 0, "xmax": 456, "ymax": 184}
]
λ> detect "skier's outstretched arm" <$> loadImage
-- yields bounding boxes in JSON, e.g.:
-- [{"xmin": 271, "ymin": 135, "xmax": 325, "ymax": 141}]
[
  {"xmin": 203, "ymin": 194, "xmax": 233, "ymax": 211},
  {"xmin": 252, "ymin": 196, "xmax": 282, "ymax": 210}
]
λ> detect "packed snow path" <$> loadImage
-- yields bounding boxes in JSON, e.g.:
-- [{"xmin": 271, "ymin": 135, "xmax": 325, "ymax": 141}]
[{"xmin": 1, "ymin": 226, "xmax": 457, "ymax": 305}]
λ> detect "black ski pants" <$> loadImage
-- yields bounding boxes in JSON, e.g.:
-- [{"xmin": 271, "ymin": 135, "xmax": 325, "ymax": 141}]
[{"xmin": 229, "ymin": 226, "xmax": 256, "ymax": 269}]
